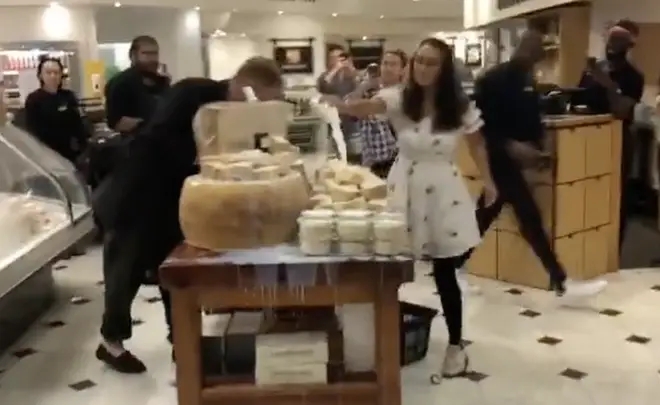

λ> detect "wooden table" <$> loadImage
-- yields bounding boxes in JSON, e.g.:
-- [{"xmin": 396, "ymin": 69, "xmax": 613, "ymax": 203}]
[{"xmin": 160, "ymin": 244, "xmax": 414, "ymax": 405}]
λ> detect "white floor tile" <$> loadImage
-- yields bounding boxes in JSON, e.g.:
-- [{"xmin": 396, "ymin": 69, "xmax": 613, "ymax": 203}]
[{"xmin": 1, "ymin": 246, "xmax": 659, "ymax": 404}]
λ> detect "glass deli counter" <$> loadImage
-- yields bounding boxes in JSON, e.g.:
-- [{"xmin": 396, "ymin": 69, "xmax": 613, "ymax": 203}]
[{"xmin": 0, "ymin": 124, "xmax": 94, "ymax": 353}]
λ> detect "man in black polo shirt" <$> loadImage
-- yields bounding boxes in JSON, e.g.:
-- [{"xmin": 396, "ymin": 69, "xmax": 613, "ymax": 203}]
[
  {"xmin": 461, "ymin": 29, "xmax": 607, "ymax": 299},
  {"xmin": 93, "ymin": 57, "xmax": 284, "ymax": 374},
  {"xmin": 574, "ymin": 21, "xmax": 644, "ymax": 248},
  {"xmin": 105, "ymin": 35, "xmax": 170, "ymax": 136}
]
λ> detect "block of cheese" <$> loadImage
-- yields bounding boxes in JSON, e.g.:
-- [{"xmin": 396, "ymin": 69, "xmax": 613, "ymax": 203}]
[
  {"xmin": 310, "ymin": 194, "xmax": 332, "ymax": 208},
  {"xmin": 325, "ymin": 179, "xmax": 360, "ymax": 202},
  {"xmin": 343, "ymin": 197, "xmax": 367, "ymax": 210},
  {"xmin": 360, "ymin": 179, "xmax": 387, "ymax": 200},
  {"xmin": 225, "ymin": 162, "xmax": 255, "ymax": 180},
  {"xmin": 335, "ymin": 165, "xmax": 364, "ymax": 185},
  {"xmin": 200, "ymin": 161, "xmax": 254, "ymax": 180},
  {"xmin": 273, "ymin": 151, "xmax": 299, "ymax": 167},
  {"xmin": 254, "ymin": 165, "xmax": 282, "ymax": 180},
  {"xmin": 255, "ymin": 363, "xmax": 327, "ymax": 386},
  {"xmin": 179, "ymin": 173, "xmax": 310, "ymax": 251},
  {"xmin": 367, "ymin": 199, "xmax": 387, "ymax": 212},
  {"xmin": 266, "ymin": 135, "xmax": 298, "ymax": 153}
]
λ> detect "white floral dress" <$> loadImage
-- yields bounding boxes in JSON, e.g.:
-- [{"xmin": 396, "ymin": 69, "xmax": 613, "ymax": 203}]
[{"xmin": 377, "ymin": 87, "xmax": 483, "ymax": 259}]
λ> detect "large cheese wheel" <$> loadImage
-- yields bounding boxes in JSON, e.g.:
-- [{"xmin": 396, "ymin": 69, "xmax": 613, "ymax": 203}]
[{"xmin": 179, "ymin": 173, "xmax": 310, "ymax": 251}]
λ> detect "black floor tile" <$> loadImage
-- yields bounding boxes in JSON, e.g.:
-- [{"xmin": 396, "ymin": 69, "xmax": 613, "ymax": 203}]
[
  {"xmin": 599, "ymin": 308, "xmax": 622, "ymax": 317},
  {"xmin": 537, "ymin": 336, "xmax": 562, "ymax": 346},
  {"xmin": 520, "ymin": 309, "xmax": 541, "ymax": 318},
  {"xmin": 145, "ymin": 297, "xmax": 162, "ymax": 303},
  {"xmin": 626, "ymin": 334, "xmax": 651, "ymax": 344},
  {"xmin": 131, "ymin": 319, "xmax": 144, "ymax": 326},
  {"xmin": 559, "ymin": 368, "xmax": 587, "ymax": 380},
  {"xmin": 505, "ymin": 288, "xmax": 524, "ymax": 295},
  {"xmin": 461, "ymin": 339, "xmax": 473, "ymax": 347},
  {"xmin": 12, "ymin": 348, "xmax": 37, "ymax": 358},
  {"xmin": 651, "ymin": 285, "xmax": 660, "ymax": 292},
  {"xmin": 69, "ymin": 379, "xmax": 97, "ymax": 391},
  {"xmin": 53, "ymin": 264, "xmax": 67, "ymax": 271},
  {"xmin": 465, "ymin": 371, "xmax": 489, "ymax": 382},
  {"xmin": 96, "ymin": 281, "xmax": 104, "ymax": 286},
  {"xmin": 44, "ymin": 320, "xmax": 66, "ymax": 328}
]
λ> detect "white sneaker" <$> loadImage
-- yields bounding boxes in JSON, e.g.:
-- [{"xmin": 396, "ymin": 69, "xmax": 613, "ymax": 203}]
[
  {"xmin": 557, "ymin": 279, "xmax": 607, "ymax": 303},
  {"xmin": 430, "ymin": 344, "xmax": 470, "ymax": 384}
]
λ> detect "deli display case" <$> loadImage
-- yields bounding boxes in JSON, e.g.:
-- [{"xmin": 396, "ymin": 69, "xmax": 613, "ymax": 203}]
[{"xmin": 0, "ymin": 123, "xmax": 94, "ymax": 354}]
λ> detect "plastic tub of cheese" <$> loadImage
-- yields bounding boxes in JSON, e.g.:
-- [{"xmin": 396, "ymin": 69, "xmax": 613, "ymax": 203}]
[{"xmin": 179, "ymin": 172, "xmax": 310, "ymax": 251}]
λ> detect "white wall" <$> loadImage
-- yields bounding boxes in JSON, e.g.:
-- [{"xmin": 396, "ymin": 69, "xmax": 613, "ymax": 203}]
[
  {"xmin": 463, "ymin": 0, "xmax": 583, "ymax": 28},
  {"xmin": 0, "ymin": 6, "xmax": 98, "ymax": 60},
  {"xmin": 95, "ymin": 6, "xmax": 203, "ymax": 80}
]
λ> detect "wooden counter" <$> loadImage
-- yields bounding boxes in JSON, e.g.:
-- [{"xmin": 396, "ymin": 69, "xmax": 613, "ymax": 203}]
[
  {"xmin": 457, "ymin": 114, "xmax": 622, "ymax": 289},
  {"xmin": 160, "ymin": 244, "xmax": 414, "ymax": 405}
]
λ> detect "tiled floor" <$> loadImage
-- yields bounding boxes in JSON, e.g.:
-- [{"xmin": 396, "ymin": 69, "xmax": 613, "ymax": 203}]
[{"xmin": 1, "ymin": 247, "xmax": 660, "ymax": 404}]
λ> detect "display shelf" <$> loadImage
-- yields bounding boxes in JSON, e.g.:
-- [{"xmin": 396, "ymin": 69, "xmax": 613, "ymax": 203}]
[
  {"xmin": 160, "ymin": 244, "xmax": 414, "ymax": 405},
  {"xmin": 0, "ymin": 123, "xmax": 93, "ymax": 354}
]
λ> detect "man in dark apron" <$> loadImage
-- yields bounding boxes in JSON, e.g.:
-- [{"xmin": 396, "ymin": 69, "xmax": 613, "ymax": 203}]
[{"xmin": 93, "ymin": 57, "xmax": 284, "ymax": 374}]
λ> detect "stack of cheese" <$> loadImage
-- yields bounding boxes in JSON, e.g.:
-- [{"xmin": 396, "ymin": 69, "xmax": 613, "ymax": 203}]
[
  {"xmin": 180, "ymin": 104, "xmax": 311, "ymax": 251},
  {"xmin": 309, "ymin": 160, "xmax": 388, "ymax": 212}
]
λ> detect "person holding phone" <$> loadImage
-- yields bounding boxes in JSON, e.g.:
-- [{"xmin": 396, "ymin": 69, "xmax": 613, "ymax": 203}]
[
  {"xmin": 574, "ymin": 21, "xmax": 644, "ymax": 248},
  {"xmin": 464, "ymin": 28, "xmax": 608, "ymax": 299}
]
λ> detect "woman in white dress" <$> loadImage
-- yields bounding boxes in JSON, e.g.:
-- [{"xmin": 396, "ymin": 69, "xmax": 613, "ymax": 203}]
[{"xmin": 323, "ymin": 38, "xmax": 497, "ymax": 380}]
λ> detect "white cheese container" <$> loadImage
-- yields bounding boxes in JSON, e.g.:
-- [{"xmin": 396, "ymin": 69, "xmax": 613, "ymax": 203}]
[
  {"xmin": 372, "ymin": 212, "xmax": 407, "ymax": 255},
  {"xmin": 298, "ymin": 209, "xmax": 335, "ymax": 255},
  {"xmin": 339, "ymin": 242, "xmax": 369, "ymax": 256},
  {"xmin": 300, "ymin": 239, "xmax": 332, "ymax": 256},
  {"xmin": 336, "ymin": 210, "xmax": 372, "ymax": 242}
]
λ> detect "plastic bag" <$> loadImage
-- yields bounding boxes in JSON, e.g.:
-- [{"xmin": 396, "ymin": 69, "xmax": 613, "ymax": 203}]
[{"xmin": 310, "ymin": 97, "xmax": 348, "ymax": 163}]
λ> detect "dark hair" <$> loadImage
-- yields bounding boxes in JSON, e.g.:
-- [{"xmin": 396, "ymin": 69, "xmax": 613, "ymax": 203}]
[
  {"xmin": 383, "ymin": 49, "xmax": 408, "ymax": 66},
  {"xmin": 129, "ymin": 35, "xmax": 158, "ymax": 58},
  {"xmin": 614, "ymin": 19, "xmax": 639, "ymax": 37},
  {"xmin": 402, "ymin": 38, "xmax": 466, "ymax": 131},
  {"xmin": 36, "ymin": 57, "xmax": 64, "ymax": 88},
  {"xmin": 235, "ymin": 57, "xmax": 283, "ymax": 87},
  {"xmin": 327, "ymin": 43, "xmax": 345, "ymax": 54}
]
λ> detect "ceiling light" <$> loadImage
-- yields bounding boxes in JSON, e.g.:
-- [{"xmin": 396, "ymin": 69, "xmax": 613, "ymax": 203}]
[
  {"xmin": 49, "ymin": 1, "xmax": 59, "ymax": 6},
  {"xmin": 194, "ymin": 6, "xmax": 200, "ymax": 10},
  {"xmin": 232, "ymin": 8, "xmax": 238, "ymax": 12},
  {"xmin": 331, "ymin": 13, "xmax": 338, "ymax": 17},
  {"xmin": 114, "ymin": 1, "xmax": 121, "ymax": 7},
  {"xmin": 362, "ymin": 36, "xmax": 368, "ymax": 40},
  {"xmin": 277, "ymin": 10, "xmax": 284, "ymax": 15},
  {"xmin": 240, "ymin": 33, "xmax": 246, "ymax": 37},
  {"xmin": 379, "ymin": 15, "xmax": 384, "ymax": 19}
]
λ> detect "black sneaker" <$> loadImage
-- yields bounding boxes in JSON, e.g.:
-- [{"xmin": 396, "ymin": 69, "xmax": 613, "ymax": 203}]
[{"xmin": 95, "ymin": 344, "xmax": 147, "ymax": 374}]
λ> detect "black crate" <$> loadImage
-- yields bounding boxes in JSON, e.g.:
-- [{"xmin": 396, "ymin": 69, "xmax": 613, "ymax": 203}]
[{"xmin": 400, "ymin": 301, "xmax": 438, "ymax": 366}]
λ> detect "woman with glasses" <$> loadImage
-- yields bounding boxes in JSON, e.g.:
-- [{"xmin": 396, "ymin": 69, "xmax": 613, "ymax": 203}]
[{"xmin": 322, "ymin": 37, "xmax": 496, "ymax": 380}]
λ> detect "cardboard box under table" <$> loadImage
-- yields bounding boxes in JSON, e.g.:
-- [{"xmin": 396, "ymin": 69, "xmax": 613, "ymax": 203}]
[{"xmin": 160, "ymin": 244, "xmax": 414, "ymax": 405}]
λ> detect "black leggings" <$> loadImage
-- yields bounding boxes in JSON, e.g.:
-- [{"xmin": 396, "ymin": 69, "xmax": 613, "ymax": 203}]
[{"xmin": 431, "ymin": 257, "xmax": 463, "ymax": 346}]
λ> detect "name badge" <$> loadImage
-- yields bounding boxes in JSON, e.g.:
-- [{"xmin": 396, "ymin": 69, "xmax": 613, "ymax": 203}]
[{"xmin": 58, "ymin": 105, "xmax": 68, "ymax": 111}]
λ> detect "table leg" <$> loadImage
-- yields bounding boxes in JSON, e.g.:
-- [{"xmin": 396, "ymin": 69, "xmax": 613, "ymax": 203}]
[
  {"xmin": 375, "ymin": 279, "xmax": 401, "ymax": 405},
  {"xmin": 171, "ymin": 289, "xmax": 203, "ymax": 405}
]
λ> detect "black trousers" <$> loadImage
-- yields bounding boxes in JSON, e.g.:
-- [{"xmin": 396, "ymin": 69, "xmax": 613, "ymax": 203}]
[
  {"xmin": 457, "ymin": 150, "xmax": 566, "ymax": 286},
  {"xmin": 100, "ymin": 216, "xmax": 181, "ymax": 343},
  {"xmin": 431, "ymin": 257, "xmax": 462, "ymax": 346}
]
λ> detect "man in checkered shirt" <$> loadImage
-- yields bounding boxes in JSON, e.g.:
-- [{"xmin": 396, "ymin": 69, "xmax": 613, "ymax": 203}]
[{"xmin": 348, "ymin": 50, "xmax": 407, "ymax": 178}]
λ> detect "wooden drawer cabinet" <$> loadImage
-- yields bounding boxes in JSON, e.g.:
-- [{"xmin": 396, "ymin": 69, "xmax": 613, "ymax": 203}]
[
  {"xmin": 582, "ymin": 226, "xmax": 609, "ymax": 279},
  {"xmin": 497, "ymin": 231, "xmax": 550, "ymax": 290},
  {"xmin": 584, "ymin": 175, "xmax": 611, "ymax": 228},
  {"xmin": 554, "ymin": 127, "xmax": 587, "ymax": 183},
  {"xmin": 554, "ymin": 232, "xmax": 585, "ymax": 280},
  {"xmin": 498, "ymin": 185, "xmax": 553, "ymax": 233},
  {"xmin": 585, "ymin": 125, "xmax": 613, "ymax": 177},
  {"xmin": 554, "ymin": 181, "xmax": 585, "ymax": 237}
]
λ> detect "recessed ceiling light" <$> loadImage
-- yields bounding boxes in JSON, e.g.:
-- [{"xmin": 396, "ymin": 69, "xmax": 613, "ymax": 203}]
[
  {"xmin": 331, "ymin": 13, "xmax": 338, "ymax": 17},
  {"xmin": 232, "ymin": 8, "xmax": 238, "ymax": 12},
  {"xmin": 113, "ymin": 1, "xmax": 121, "ymax": 6},
  {"xmin": 240, "ymin": 33, "xmax": 246, "ymax": 37},
  {"xmin": 277, "ymin": 10, "xmax": 284, "ymax": 15},
  {"xmin": 379, "ymin": 15, "xmax": 384, "ymax": 19},
  {"xmin": 362, "ymin": 36, "xmax": 368, "ymax": 40},
  {"xmin": 194, "ymin": 6, "xmax": 200, "ymax": 10}
]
